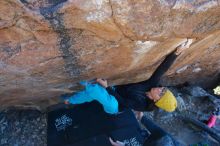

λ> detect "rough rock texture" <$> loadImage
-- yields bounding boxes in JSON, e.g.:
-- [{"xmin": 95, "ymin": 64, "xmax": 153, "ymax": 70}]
[
  {"xmin": 0, "ymin": 86, "xmax": 219, "ymax": 146},
  {"xmin": 0, "ymin": 109, "xmax": 46, "ymax": 146},
  {"xmin": 145, "ymin": 86, "xmax": 220, "ymax": 145},
  {"xmin": 1, "ymin": 0, "xmax": 220, "ymax": 108}
]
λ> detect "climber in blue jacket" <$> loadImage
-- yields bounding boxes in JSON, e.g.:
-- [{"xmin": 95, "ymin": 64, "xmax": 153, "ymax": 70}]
[
  {"xmin": 64, "ymin": 80, "xmax": 119, "ymax": 114},
  {"xmin": 64, "ymin": 40, "xmax": 191, "ymax": 114}
]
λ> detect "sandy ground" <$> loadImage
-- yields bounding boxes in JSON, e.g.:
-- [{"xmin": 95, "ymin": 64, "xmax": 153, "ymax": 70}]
[{"xmin": 0, "ymin": 86, "xmax": 220, "ymax": 146}]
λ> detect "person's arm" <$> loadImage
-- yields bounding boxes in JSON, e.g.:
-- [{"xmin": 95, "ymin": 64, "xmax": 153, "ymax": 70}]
[
  {"xmin": 66, "ymin": 90, "xmax": 93, "ymax": 104},
  {"xmin": 65, "ymin": 81, "xmax": 119, "ymax": 114},
  {"xmin": 148, "ymin": 41, "xmax": 191, "ymax": 86},
  {"xmin": 148, "ymin": 51, "xmax": 178, "ymax": 87},
  {"xmin": 66, "ymin": 89, "xmax": 118, "ymax": 114}
]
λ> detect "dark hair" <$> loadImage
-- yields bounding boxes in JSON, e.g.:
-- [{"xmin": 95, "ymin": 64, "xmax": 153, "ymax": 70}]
[{"xmin": 145, "ymin": 101, "xmax": 157, "ymax": 111}]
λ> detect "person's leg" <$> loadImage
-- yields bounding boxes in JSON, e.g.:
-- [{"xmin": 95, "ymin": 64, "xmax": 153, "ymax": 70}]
[
  {"xmin": 141, "ymin": 116, "xmax": 181, "ymax": 145},
  {"xmin": 141, "ymin": 116, "xmax": 167, "ymax": 142}
]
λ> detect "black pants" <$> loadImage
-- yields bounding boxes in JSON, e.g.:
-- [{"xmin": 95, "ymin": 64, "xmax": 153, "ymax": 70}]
[
  {"xmin": 141, "ymin": 117, "xmax": 167, "ymax": 142},
  {"xmin": 141, "ymin": 117, "xmax": 179, "ymax": 146}
]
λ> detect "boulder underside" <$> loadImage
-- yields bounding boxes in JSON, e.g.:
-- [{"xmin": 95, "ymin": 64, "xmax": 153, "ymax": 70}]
[{"xmin": 0, "ymin": 0, "xmax": 220, "ymax": 109}]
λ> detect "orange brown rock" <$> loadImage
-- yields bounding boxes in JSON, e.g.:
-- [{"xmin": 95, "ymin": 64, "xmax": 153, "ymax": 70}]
[{"xmin": 0, "ymin": 0, "xmax": 220, "ymax": 109}]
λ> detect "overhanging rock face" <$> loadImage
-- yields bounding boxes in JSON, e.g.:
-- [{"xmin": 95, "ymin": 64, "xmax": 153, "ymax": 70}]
[{"xmin": 0, "ymin": 0, "xmax": 220, "ymax": 108}]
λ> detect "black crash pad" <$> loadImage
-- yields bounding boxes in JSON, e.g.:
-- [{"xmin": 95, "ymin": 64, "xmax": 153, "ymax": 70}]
[{"xmin": 47, "ymin": 101, "xmax": 144, "ymax": 146}]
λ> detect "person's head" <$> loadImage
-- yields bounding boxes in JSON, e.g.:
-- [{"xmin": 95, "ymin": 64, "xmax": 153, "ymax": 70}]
[{"xmin": 146, "ymin": 87, "xmax": 177, "ymax": 112}]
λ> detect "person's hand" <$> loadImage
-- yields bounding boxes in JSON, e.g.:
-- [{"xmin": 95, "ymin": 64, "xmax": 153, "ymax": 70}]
[
  {"xmin": 96, "ymin": 78, "xmax": 108, "ymax": 88},
  {"xmin": 175, "ymin": 39, "xmax": 193, "ymax": 55},
  {"xmin": 175, "ymin": 45, "xmax": 186, "ymax": 55},
  {"xmin": 135, "ymin": 111, "xmax": 144, "ymax": 121},
  {"xmin": 109, "ymin": 138, "xmax": 125, "ymax": 146}
]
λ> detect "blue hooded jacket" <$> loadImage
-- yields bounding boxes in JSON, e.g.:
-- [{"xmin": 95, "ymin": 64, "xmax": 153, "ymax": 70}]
[{"xmin": 66, "ymin": 81, "xmax": 118, "ymax": 114}]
